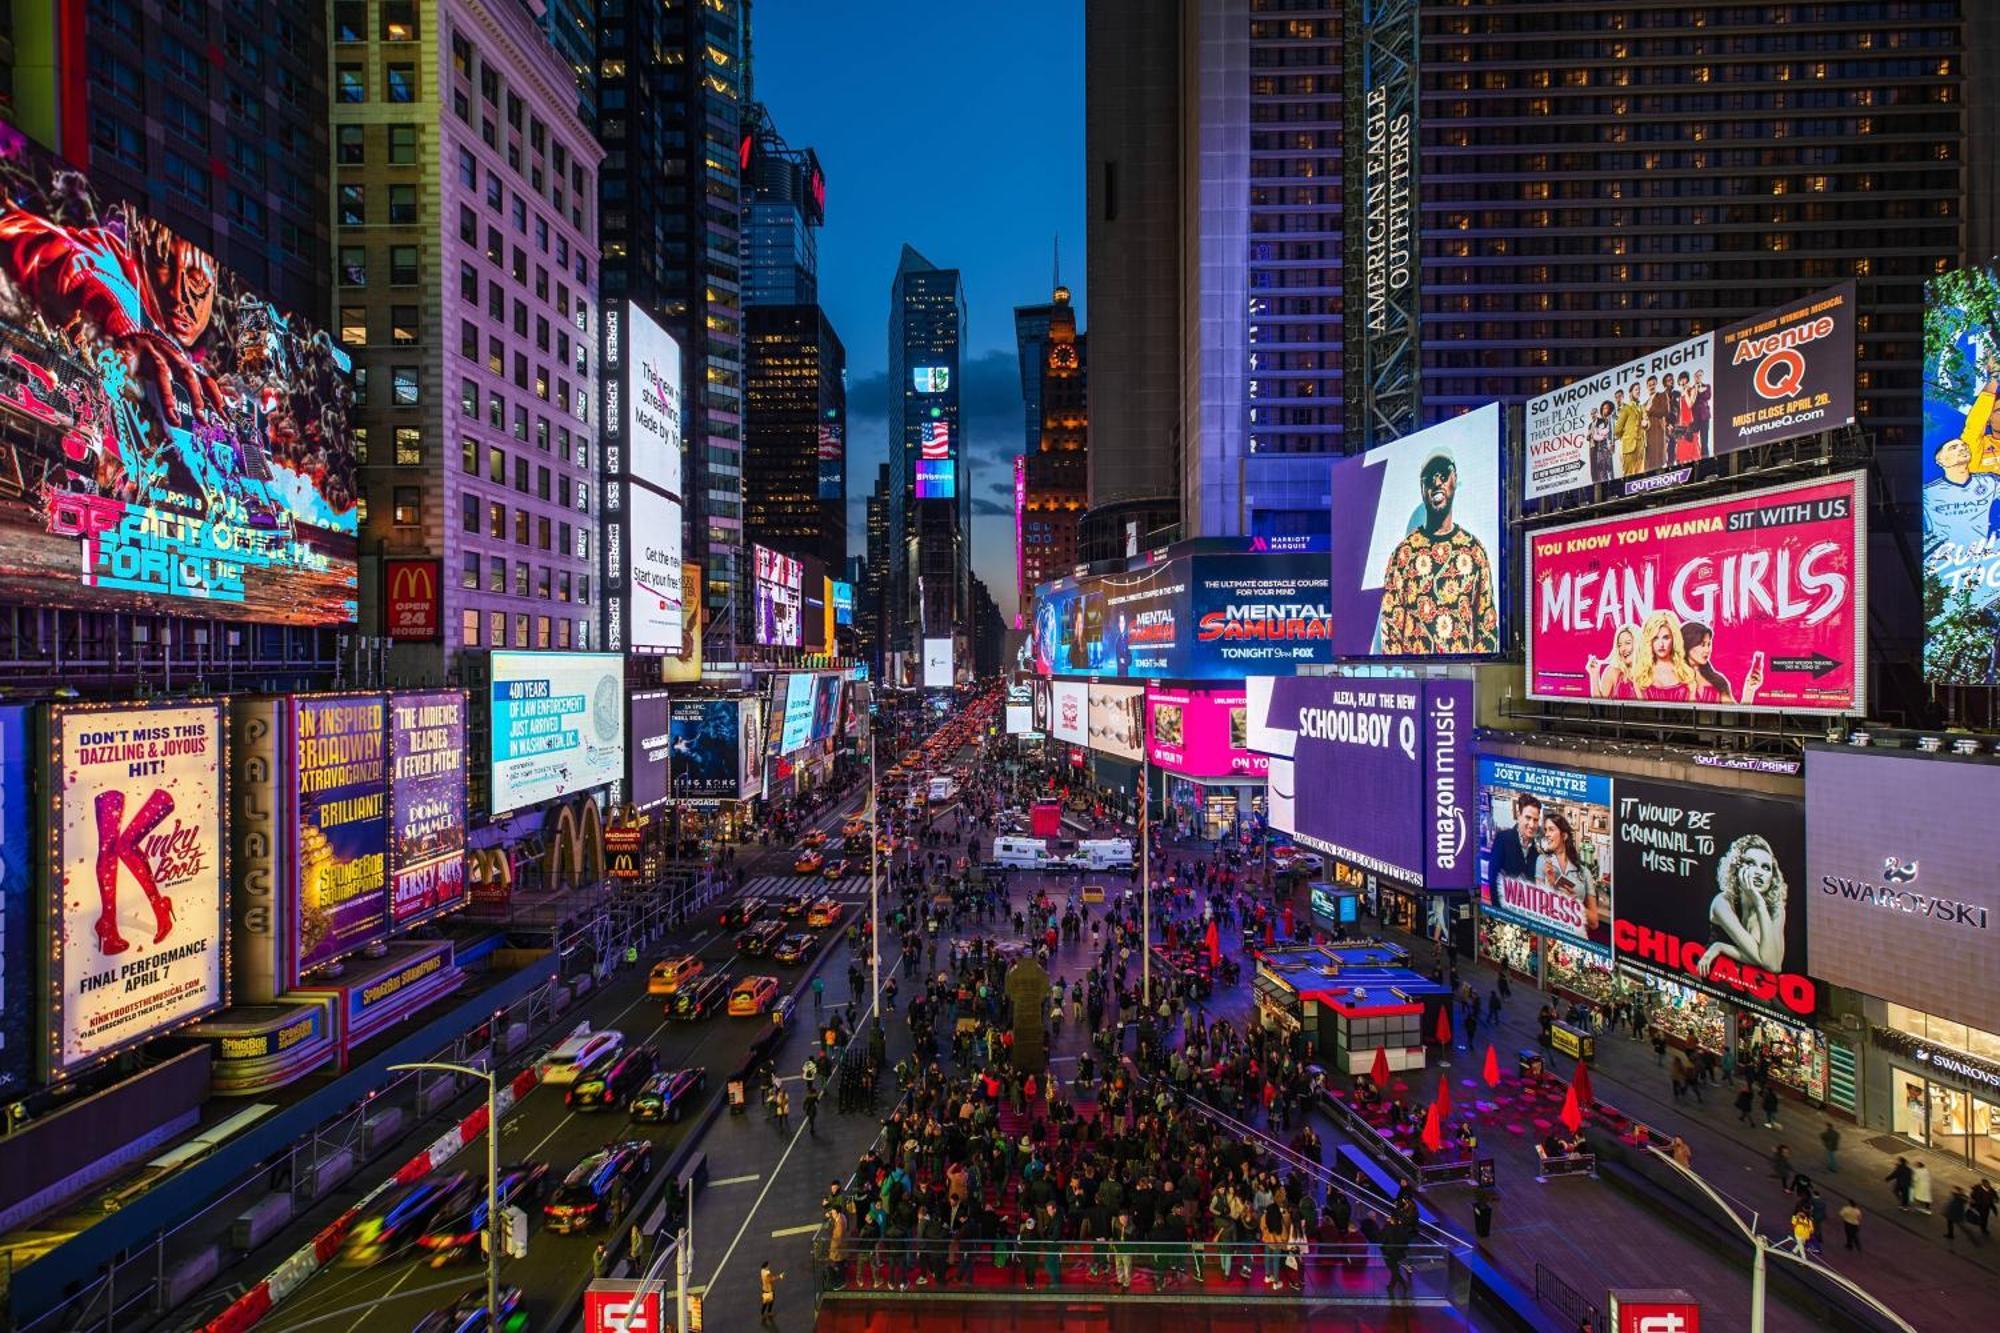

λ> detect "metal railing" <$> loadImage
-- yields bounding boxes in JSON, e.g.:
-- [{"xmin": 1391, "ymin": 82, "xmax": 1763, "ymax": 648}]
[{"xmin": 1534, "ymin": 1261, "xmax": 1600, "ymax": 1328}]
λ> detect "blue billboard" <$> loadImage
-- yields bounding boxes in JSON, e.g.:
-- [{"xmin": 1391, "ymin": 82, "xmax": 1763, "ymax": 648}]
[{"xmin": 0, "ymin": 705, "xmax": 28, "ymax": 1099}]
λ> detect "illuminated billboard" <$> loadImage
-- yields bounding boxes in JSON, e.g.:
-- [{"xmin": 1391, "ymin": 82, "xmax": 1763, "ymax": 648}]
[
  {"xmin": 923, "ymin": 637, "xmax": 953, "ymax": 689},
  {"xmin": 1050, "ymin": 680, "xmax": 1088, "ymax": 746},
  {"xmin": 489, "ymin": 652, "xmax": 626, "ymax": 815},
  {"xmin": 1922, "ymin": 265, "xmax": 2000, "ymax": 684},
  {"xmin": 1525, "ymin": 472, "xmax": 1867, "ymax": 714},
  {"xmin": 1327, "ymin": 403, "xmax": 1501, "ymax": 657},
  {"xmin": 817, "ymin": 421, "xmax": 844, "ymax": 501},
  {"xmin": 1476, "ymin": 757, "xmax": 1613, "ymax": 952},
  {"xmin": 0, "ymin": 143, "xmax": 358, "ymax": 622},
  {"xmin": 0, "ymin": 705, "xmax": 30, "ymax": 1097},
  {"xmin": 916, "ymin": 421, "xmax": 954, "ymax": 499},
  {"xmin": 626, "ymin": 303, "xmax": 684, "ymax": 500},
  {"xmin": 292, "ymin": 694, "xmax": 389, "ymax": 974},
  {"xmin": 628, "ymin": 692, "xmax": 671, "ymax": 811},
  {"xmin": 45, "ymin": 700, "xmax": 226, "ymax": 1077},
  {"xmin": 753, "ymin": 544, "xmax": 803, "ymax": 648},
  {"xmin": 628, "ymin": 487, "xmax": 684, "ymax": 653},
  {"xmin": 388, "ymin": 691, "xmax": 466, "ymax": 928},
  {"xmin": 912, "ymin": 366, "xmax": 951, "ymax": 393},
  {"xmin": 1145, "ymin": 686, "xmax": 1265, "ymax": 780},
  {"xmin": 1085, "ymin": 683, "xmax": 1145, "ymax": 762},
  {"xmin": 670, "ymin": 698, "xmax": 743, "ymax": 801},
  {"xmin": 779, "ymin": 672, "xmax": 817, "ymax": 754},
  {"xmin": 831, "ymin": 580, "xmax": 854, "ymax": 626}
]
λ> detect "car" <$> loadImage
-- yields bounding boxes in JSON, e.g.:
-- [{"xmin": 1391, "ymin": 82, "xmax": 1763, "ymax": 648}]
[
  {"xmin": 770, "ymin": 932, "xmax": 815, "ymax": 965},
  {"xmin": 411, "ymin": 1283, "xmax": 524, "ymax": 1333},
  {"xmin": 806, "ymin": 898, "xmax": 843, "ymax": 928},
  {"xmin": 792, "ymin": 849, "xmax": 825, "ymax": 874},
  {"xmin": 771, "ymin": 994, "xmax": 798, "ymax": 1035},
  {"xmin": 778, "ymin": 890, "xmax": 811, "ymax": 919},
  {"xmin": 537, "ymin": 1025, "xmax": 624, "ymax": 1085},
  {"xmin": 875, "ymin": 834, "xmax": 896, "ymax": 855},
  {"xmin": 647, "ymin": 954, "xmax": 704, "ymax": 997},
  {"xmin": 628, "ymin": 1067, "xmax": 709, "ymax": 1123},
  {"xmin": 567, "ymin": 1043, "xmax": 659, "ymax": 1110},
  {"xmin": 842, "ymin": 816, "xmax": 868, "ymax": 838},
  {"xmin": 842, "ymin": 833, "xmax": 871, "ymax": 856},
  {"xmin": 822, "ymin": 857, "xmax": 851, "ymax": 880},
  {"xmin": 344, "ymin": 1171, "xmax": 474, "ymax": 1265},
  {"xmin": 543, "ymin": 1141, "xmax": 653, "ymax": 1236},
  {"xmin": 736, "ymin": 918, "xmax": 786, "ymax": 955},
  {"xmin": 670, "ymin": 969, "xmax": 732, "ymax": 1020},
  {"xmin": 798, "ymin": 828, "xmax": 829, "ymax": 848},
  {"xmin": 718, "ymin": 895, "xmax": 770, "ymax": 929},
  {"xmin": 416, "ymin": 1163, "xmax": 551, "ymax": 1265},
  {"xmin": 728, "ymin": 974, "xmax": 780, "ymax": 1016}
]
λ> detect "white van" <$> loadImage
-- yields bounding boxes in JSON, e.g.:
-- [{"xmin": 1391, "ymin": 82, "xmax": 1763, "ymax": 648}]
[
  {"xmin": 992, "ymin": 836, "xmax": 1053, "ymax": 869},
  {"xmin": 1073, "ymin": 839, "xmax": 1135, "ymax": 872},
  {"xmin": 927, "ymin": 775, "xmax": 957, "ymax": 803}
]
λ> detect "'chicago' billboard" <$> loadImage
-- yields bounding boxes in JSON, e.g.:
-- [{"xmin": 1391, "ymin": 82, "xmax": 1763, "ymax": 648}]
[
  {"xmin": 387, "ymin": 690, "xmax": 466, "ymax": 928},
  {"xmin": 1525, "ymin": 472, "xmax": 1867, "ymax": 714},
  {"xmin": 44, "ymin": 700, "xmax": 226, "ymax": 1077},
  {"xmin": 1476, "ymin": 758, "xmax": 1613, "ymax": 952},
  {"xmin": 1272, "ymin": 676, "xmax": 1474, "ymax": 890}
]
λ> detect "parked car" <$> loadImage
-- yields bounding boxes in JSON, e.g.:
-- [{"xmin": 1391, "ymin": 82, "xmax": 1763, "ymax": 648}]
[
  {"xmin": 647, "ymin": 954, "xmax": 703, "ymax": 996},
  {"xmin": 728, "ymin": 975, "xmax": 780, "ymax": 1016},
  {"xmin": 416, "ymin": 1162, "xmax": 550, "ymax": 1264},
  {"xmin": 567, "ymin": 1043, "xmax": 659, "ymax": 1110},
  {"xmin": 538, "ymin": 1025, "xmax": 624, "ymax": 1086},
  {"xmin": 543, "ymin": 1141, "xmax": 653, "ymax": 1234},
  {"xmin": 670, "ymin": 970, "xmax": 733, "ymax": 1021},
  {"xmin": 628, "ymin": 1068, "xmax": 709, "ymax": 1124}
]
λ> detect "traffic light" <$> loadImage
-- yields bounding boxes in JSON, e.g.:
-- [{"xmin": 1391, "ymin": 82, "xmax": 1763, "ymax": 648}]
[
  {"xmin": 687, "ymin": 1292, "xmax": 704, "ymax": 1332},
  {"xmin": 503, "ymin": 1204, "xmax": 529, "ymax": 1258}
]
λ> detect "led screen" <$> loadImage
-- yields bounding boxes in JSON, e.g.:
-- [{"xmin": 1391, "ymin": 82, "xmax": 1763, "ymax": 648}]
[
  {"xmin": 923, "ymin": 637, "xmax": 953, "ymax": 688},
  {"xmin": 626, "ymin": 303, "xmax": 684, "ymax": 500},
  {"xmin": 488, "ymin": 652, "xmax": 626, "ymax": 815},
  {"xmin": 779, "ymin": 672, "xmax": 817, "ymax": 754},
  {"xmin": 912, "ymin": 366, "xmax": 950, "ymax": 393},
  {"xmin": 292, "ymin": 693, "xmax": 389, "ymax": 974},
  {"xmin": 753, "ymin": 544, "xmax": 803, "ymax": 647},
  {"xmin": 628, "ymin": 692, "xmax": 671, "ymax": 811},
  {"xmin": 1922, "ymin": 265, "xmax": 2000, "ymax": 685},
  {"xmin": 627, "ymin": 487, "xmax": 684, "ymax": 653}
]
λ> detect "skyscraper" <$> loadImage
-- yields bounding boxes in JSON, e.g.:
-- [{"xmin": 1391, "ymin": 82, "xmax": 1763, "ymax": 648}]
[
  {"xmin": 864, "ymin": 461, "xmax": 891, "ymax": 676},
  {"xmin": 334, "ymin": 0, "xmax": 602, "ymax": 672},
  {"xmin": 887, "ymin": 245, "xmax": 968, "ymax": 671},
  {"xmin": 597, "ymin": 0, "xmax": 749, "ymax": 652},
  {"xmin": 1018, "ymin": 285, "xmax": 1087, "ymax": 607},
  {"xmin": 744, "ymin": 108, "xmax": 826, "ymax": 307},
  {"xmin": 745, "ymin": 303, "xmax": 847, "ymax": 575},
  {"xmin": 532, "ymin": 0, "xmax": 595, "ymax": 125}
]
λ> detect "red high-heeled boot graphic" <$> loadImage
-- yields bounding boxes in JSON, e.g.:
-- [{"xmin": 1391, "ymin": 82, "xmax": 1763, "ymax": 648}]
[{"xmin": 93, "ymin": 787, "xmax": 177, "ymax": 954}]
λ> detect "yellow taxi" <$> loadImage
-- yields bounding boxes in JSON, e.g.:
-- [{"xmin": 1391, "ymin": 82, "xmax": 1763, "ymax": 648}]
[
  {"xmin": 646, "ymin": 954, "xmax": 704, "ymax": 996},
  {"xmin": 727, "ymin": 975, "xmax": 780, "ymax": 1016}
]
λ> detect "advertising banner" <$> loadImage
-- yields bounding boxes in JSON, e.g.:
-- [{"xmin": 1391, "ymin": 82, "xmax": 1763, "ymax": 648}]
[
  {"xmin": 45, "ymin": 701, "xmax": 226, "ymax": 1076},
  {"xmin": 916, "ymin": 422, "xmax": 954, "ymax": 499},
  {"xmin": 382, "ymin": 558, "xmax": 442, "ymax": 641},
  {"xmin": 1274, "ymin": 677, "xmax": 1474, "ymax": 889},
  {"xmin": 1806, "ymin": 747, "xmax": 2000, "ymax": 1032},
  {"xmin": 1086, "ymin": 683, "xmax": 1145, "ymax": 761},
  {"xmin": 1525, "ymin": 285, "xmax": 1856, "ymax": 501},
  {"xmin": 627, "ymin": 488, "xmax": 684, "ymax": 653},
  {"xmin": 1145, "ymin": 686, "xmax": 1265, "ymax": 780},
  {"xmin": 923, "ymin": 638, "xmax": 953, "ymax": 688},
  {"xmin": 291, "ymin": 695, "xmax": 388, "ymax": 974},
  {"xmin": 488, "ymin": 652, "xmax": 625, "ymax": 815},
  {"xmin": 832, "ymin": 580, "xmax": 855, "ymax": 626},
  {"xmin": 1475, "ymin": 758, "xmax": 1613, "ymax": 952},
  {"xmin": 1186, "ymin": 553, "xmax": 1332, "ymax": 674},
  {"xmin": 1612, "ymin": 779, "xmax": 1814, "ymax": 1021},
  {"xmin": 1921, "ymin": 265, "xmax": 2000, "ymax": 685},
  {"xmin": 627, "ymin": 692, "xmax": 671, "ymax": 811},
  {"xmin": 1030, "ymin": 679, "xmax": 1052, "ymax": 735},
  {"xmin": 0, "ymin": 705, "xmax": 30, "ymax": 1098},
  {"xmin": 661, "ymin": 561, "xmax": 704, "ymax": 684},
  {"xmin": 737, "ymin": 696, "xmax": 764, "ymax": 800},
  {"xmin": 1328, "ymin": 404, "xmax": 1502, "ymax": 657},
  {"xmin": 626, "ymin": 303, "xmax": 684, "ymax": 501},
  {"xmin": 778, "ymin": 673, "xmax": 816, "ymax": 755},
  {"xmin": 670, "ymin": 699, "xmax": 742, "ymax": 800},
  {"xmin": 1525, "ymin": 472, "xmax": 1867, "ymax": 714},
  {"xmin": 809, "ymin": 675, "xmax": 843, "ymax": 744},
  {"xmin": 1006, "ymin": 704, "xmax": 1035, "ymax": 735},
  {"xmin": 818, "ymin": 423, "xmax": 844, "ymax": 501},
  {"xmin": 1051, "ymin": 680, "xmax": 1088, "ymax": 746},
  {"xmin": 0, "ymin": 144, "xmax": 358, "ymax": 625},
  {"xmin": 387, "ymin": 690, "xmax": 466, "ymax": 929},
  {"xmin": 753, "ymin": 545, "xmax": 803, "ymax": 648}
]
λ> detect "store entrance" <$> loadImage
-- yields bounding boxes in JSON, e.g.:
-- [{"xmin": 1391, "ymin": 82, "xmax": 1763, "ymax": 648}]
[{"xmin": 1893, "ymin": 1067, "xmax": 2000, "ymax": 1169}]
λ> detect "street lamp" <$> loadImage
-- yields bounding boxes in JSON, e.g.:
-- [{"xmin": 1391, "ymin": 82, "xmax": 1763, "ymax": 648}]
[
  {"xmin": 1647, "ymin": 1144, "xmax": 1918, "ymax": 1333},
  {"xmin": 391, "ymin": 1061, "xmax": 504, "ymax": 1328}
]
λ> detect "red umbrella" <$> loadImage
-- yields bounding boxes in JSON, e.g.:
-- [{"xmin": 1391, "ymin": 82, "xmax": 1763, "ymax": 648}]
[
  {"xmin": 1370, "ymin": 1044, "xmax": 1392, "ymax": 1091},
  {"xmin": 1559, "ymin": 1084, "xmax": 1583, "ymax": 1134},
  {"xmin": 1482, "ymin": 1043, "xmax": 1501, "ymax": 1088},
  {"xmin": 1419, "ymin": 1102, "xmax": 1444, "ymax": 1153},
  {"xmin": 1435, "ymin": 1077, "xmax": 1453, "ymax": 1122},
  {"xmin": 1570, "ymin": 1059, "xmax": 1595, "ymax": 1110},
  {"xmin": 1434, "ymin": 1005, "xmax": 1454, "ymax": 1047}
]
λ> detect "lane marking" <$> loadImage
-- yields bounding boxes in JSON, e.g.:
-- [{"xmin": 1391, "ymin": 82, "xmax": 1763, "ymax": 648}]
[
  {"xmin": 769, "ymin": 1222, "xmax": 819, "ymax": 1238},
  {"xmin": 710, "ymin": 1173, "xmax": 761, "ymax": 1187}
]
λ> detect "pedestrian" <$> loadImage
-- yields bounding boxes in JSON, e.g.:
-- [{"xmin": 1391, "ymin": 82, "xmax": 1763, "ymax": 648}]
[
  {"xmin": 593, "ymin": 1241, "xmax": 609, "ymax": 1277},
  {"xmin": 813, "ymin": 975, "xmax": 825, "ymax": 1013},
  {"xmin": 1772, "ymin": 1143, "xmax": 1793, "ymax": 1193},
  {"xmin": 1790, "ymin": 1201, "xmax": 1815, "ymax": 1255},
  {"xmin": 1947, "ymin": 1186, "xmax": 1970, "ymax": 1242},
  {"xmin": 1735, "ymin": 1084, "xmax": 1755, "ymax": 1126},
  {"xmin": 1912, "ymin": 1159, "xmax": 1935, "ymax": 1214},
  {"xmin": 1972, "ymin": 1178, "xmax": 1997, "ymax": 1239},
  {"xmin": 1839, "ymin": 1197, "xmax": 1862, "ymax": 1250},
  {"xmin": 805, "ymin": 1087, "xmax": 820, "ymax": 1137},
  {"xmin": 1761, "ymin": 1083, "xmax": 1782, "ymax": 1130},
  {"xmin": 1888, "ymin": 1156, "xmax": 1914, "ymax": 1211},
  {"xmin": 1670, "ymin": 1136, "xmax": 1693, "ymax": 1169},
  {"xmin": 631, "ymin": 1221, "xmax": 650, "ymax": 1267},
  {"xmin": 775, "ymin": 1086, "xmax": 792, "ymax": 1132},
  {"xmin": 1820, "ymin": 1121, "xmax": 1841, "ymax": 1174},
  {"xmin": 760, "ymin": 1260, "xmax": 785, "ymax": 1321},
  {"xmin": 1651, "ymin": 1026, "xmax": 1668, "ymax": 1066}
]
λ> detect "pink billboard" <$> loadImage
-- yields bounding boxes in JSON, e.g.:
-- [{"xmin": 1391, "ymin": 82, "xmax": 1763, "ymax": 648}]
[
  {"xmin": 1526, "ymin": 472, "xmax": 1867, "ymax": 714},
  {"xmin": 1146, "ymin": 686, "xmax": 1268, "ymax": 779}
]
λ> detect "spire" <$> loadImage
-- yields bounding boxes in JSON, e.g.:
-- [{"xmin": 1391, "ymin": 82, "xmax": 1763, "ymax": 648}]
[{"xmin": 1052, "ymin": 233, "xmax": 1071, "ymax": 306}]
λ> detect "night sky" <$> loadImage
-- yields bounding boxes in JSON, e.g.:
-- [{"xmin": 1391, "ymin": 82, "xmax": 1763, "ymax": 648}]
[{"xmin": 750, "ymin": 0, "xmax": 1086, "ymax": 621}]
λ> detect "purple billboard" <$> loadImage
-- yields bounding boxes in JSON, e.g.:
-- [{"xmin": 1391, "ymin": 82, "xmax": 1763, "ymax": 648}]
[
  {"xmin": 388, "ymin": 690, "xmax": 467, "ymax": 928},
  {"xmin": 292, "ymin": 694, "xmax": 389, "ymax": 974},
  {"xmin": 1274, "ymin": 676, "xmax": 1474, "ymax": 889}
]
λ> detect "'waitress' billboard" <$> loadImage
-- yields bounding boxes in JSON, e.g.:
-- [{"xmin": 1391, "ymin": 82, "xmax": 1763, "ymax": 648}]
[{"xmin": 1525, "ymin": 472, "xmax": 1867, "ymax": 714}]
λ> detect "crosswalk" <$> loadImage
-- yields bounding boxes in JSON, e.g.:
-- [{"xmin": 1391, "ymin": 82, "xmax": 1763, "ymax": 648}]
[{"xmin": 739, "ymin": 873, "xmax": 874, "ymax": 900}]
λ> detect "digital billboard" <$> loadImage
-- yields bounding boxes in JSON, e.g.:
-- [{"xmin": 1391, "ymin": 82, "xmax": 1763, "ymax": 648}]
[
  {"xmin": 0, "ymin": 142, "xmax": 359, "ymax": 623},
  {"xmin": 1806, "ymin": 747, "xmax": 2000, "ymax": 1033},
  {"xmin": 489, "ymin": 652, "xmax": 625, "ymax": 815},
  {"xmin": 1612, "ymin": 778, "xmax": 1813, "ymax": 1022},
  {"xmin": 661, "ymin": 561, "xmax": 704, "ymax": 684},
  {"xmin": 628, "ymin": 487, "xmax": 684, "ymax": 653},
  {"xmin": 736, "ymin": 696, "xmax": 764, "ymax": 800},
  {"xmin": 1006, "ymin": 704, "xmax": 1035, "ymax": 735},
  {"xmin": 1086, "ymin": 683, "xmax": 1145, "ymax": 761},
  {"xmin": 778, "ymin": 672, "xmax": 816, "ymax": 754},
  {"xmin": 1475, "ymin": 758, "xmax": 1612, "ymax": 952},
  {"xmin": 0, "ymin": 705, "xmax": 31, "ymax": 1097},
  {"xmin": 753, "ymin": 544, "xmax": 803, "ymax": 648},
  {"xmin": 817, "ymin": 422, "xmax": 844, "ymax": 501},
  {"xmin": 1525, "ymin": 283, "xmax": 1856, "ymax": 501},
  {"xmin": 916, "ymin": 421, "xmax": 954, "ymax": 499},
  {"xmin": 45, "ymin": 701, "xmax": 226, "ymax": 1077},
  {"xmin": 1275, "ymin": 677, "xmax": 1474, "ymax": 890},
  {"xmin": 831, "ymin": 580, "xmax": 854, "ymax": 626},
  {"xmin": 387, "ymin": 690, "xmax": 466, "ymax": 929},
  {"xmin": 1921, "ymin": 264, "xmax": 2000, "ymax": 685},
  {"xmin": 670, "ymin": 699, "xmax": 742, "ymax": 800},
  {"xmin": 292, "ymin": 694, "xmax": 389, "ymax": 974},
  {"xmin": 1327, "ymin": 404, "xmax": 1501, "ymax": 657},
  {"xmin": 923, "ymin": 637, "xmax": 953, "ymax": 688},
  {"xmin": 628, "ymin": 692, "xmax": 671, "ymax": 811},
  {"xmin": 1050, "ymin": 680, "xmax": 1088, "ymax": 746},
  {"xmin": 626, "ymin": 303, "xmax": 684, "ymax": 500},
  {"xmin": 1033, "ymin": 559, "xmax": 1184, "ymax": 677},
  {"xmin": 1187, "ymin": 552, "xmax": 1333, "ymax": 674},
  {"xmin": 912, "ymin": 366, "xmax": 951, "ymax": 393},
  {"xmin": 809, "ymin": 674, "xmax": 843, "ymax": 743},
  {"xmin": 1145, "ymin": 686, "xmax": 1265, "ymax": 780},
  {"xmin": 1525, "ymin": 472, "xmax": 1867, "ymax": 714}
]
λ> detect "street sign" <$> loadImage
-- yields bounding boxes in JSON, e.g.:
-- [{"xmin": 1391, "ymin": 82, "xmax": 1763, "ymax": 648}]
[{"xmin": 583, "ymin": 1281, "xmax": 666, "ymax": 1333}]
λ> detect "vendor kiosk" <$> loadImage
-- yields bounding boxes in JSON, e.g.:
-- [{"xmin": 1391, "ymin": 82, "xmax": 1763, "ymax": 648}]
[{"xmin": 1254, "ymin": 945, "xmax": 1453, "ymax": 1073}]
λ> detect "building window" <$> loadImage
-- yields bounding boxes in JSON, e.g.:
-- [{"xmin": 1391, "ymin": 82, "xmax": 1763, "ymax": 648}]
[
  {"xmin": 487, "ymin": 445, "xmax": 505, "ymax": 483},
  {"xmin": 391, "ymin": 366, "xmax": 420, "ymax": 405},
  {"xmin": 536, "ymin": 466, "xmax": 550, "ymax": 501},
  {"xmin": 536, "ymin": 566, "xmax": 551, "ymax": 600},
  {"xmin": 394, "ymin": 427, "xmax": 423, "ymax": 465},
  {"xmin": 557, "ymin": 619, "xmax": 572, "ymax": 649},
  {"xmin": 338, "ymin": 306, "xmax": 366, "ymax": 346},
  {"xmin": 514, "ymin": 562, "xmax": 529, "ymax": 596},
  {"xmin": 461, "ymin": 552, "xmax": 479, "ymax": 590},
  {"xmin": 487, "ymin": 338, "xmax": 503, "ymax": 376},
  {"xmin": 389, "ymin": 125, "xmax": 418, "ymax": 164},
  {"xmin": 460, "ymin": 261, "xmax": 478, "ymax": 301},
  {"xmin": 489, "ymin": 611, "xmax": 505, "ymax": 646},
  {"xmin": 163, "ymin": 152, "xmax": 207, "ymax": 205},
  {"xmin": 385, "ymin": 64, "xmax": 416, "ymax": 103},
  {"xmin": 513, "ymin": 614, "xmax": 529, "ymax": 648},
  {"xmin": 388, "ymin": 186, "xmax": 417, "ymax": 225},
  {"xmin": 535, "ymin": 616, "xmax": 551, "ymax": 649},
  {"xmin": 381, "ymin": 1, "xmax": 416, "ymax": 41},
  {"xmin": 459, "ymin": 204, "xmax": 477, "ymax": 242},
  {"xmin": 337, "ymin": 125, "xmax": 365, "ymax": 164},
  {"xmin": 461, "ymin": 379, "xmax": 478, "ymax": 417},
  {"xmin": 514, "ymin": 509, "xmax": 529, "ymax": 545},
  {"xmin": 390, "ymin": 305, "xmax": 419, "ymax": 344},
  {"xmin": 537, "ymin": 516, "xmax": 551, "ymax": 550},
  {"xmin": 339, "ymin": 246, "xmax": 367, "ymax": 286},
  {"xmin": 334, "ymin": 1, "xmax": 365, "ymax": 42},
  {"xmin": 336, "ymin": 65, "xmax": 365, "ymax": 103},
  {"xmin": 390, "ymin": 244, "xmax": 419, "ymax": 283},
  {"xmin": 91, "ymin": 114, "xmax": 144, "ymax": 168},
  {"xmin": 391, "ymin": 486, "xmax": 421, "ymax": 527},
  {"xmin": 458, "ymin": 146, "xmax": 476, "ymax": 187},
  {"xmin": 461, "ymin": 436, "xmax": 478, "ymax": 474},
  {"xmin": 462, "ymin": 494, "xmax": 478, "ymax": 532},
  {"xmin": 339, "ymin": 184, "xmax": 365, "ymax": 225},
  {"xmin": 513, "ymin": 456, "xmax": 529, "ymax": 492},
  {"xmin": 462, "ymin": 608, "xmax": 480, "ymax": 646},
  {"xmin": 485, "ymin": 555, "xmax": 505, "ymax": 594},
  {"xmin": 489, "ymin": 501, "xmax": 505, "ymax": 538}
]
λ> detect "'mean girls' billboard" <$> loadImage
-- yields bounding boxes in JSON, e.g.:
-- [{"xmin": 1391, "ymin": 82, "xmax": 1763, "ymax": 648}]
[{"xmin": 1525, "ymin": 472, "xmax": 1867, "ymax": 714}]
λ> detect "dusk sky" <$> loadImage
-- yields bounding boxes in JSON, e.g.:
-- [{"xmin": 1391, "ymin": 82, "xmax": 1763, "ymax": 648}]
[{"xmin": 750, "ymin": 0, "xmax": 1086, "ymax": 620}]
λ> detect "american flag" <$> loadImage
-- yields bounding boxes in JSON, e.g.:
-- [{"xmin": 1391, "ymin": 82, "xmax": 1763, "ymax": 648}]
[{"xmin": 921, "ymin": 422, "xmax": 950, "ymax": 460}]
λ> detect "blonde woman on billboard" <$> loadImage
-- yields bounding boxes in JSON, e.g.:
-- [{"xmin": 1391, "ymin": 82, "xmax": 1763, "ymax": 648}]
[
  {"xmin": 1697, "ymin": 833, "xmax": 1789, "ymax": 979},
  {"xmin": 1586, "ymin": 624, "xmax": 1638, "ymax": 698},
  {"xmin": 1612, "ymin": 609, "xmax": 1718, "ymax": 704}
]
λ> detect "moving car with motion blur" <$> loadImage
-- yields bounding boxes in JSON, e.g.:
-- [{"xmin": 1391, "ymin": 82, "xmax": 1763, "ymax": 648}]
[
  {"xmin": 538, "ymin": 1025, "xmax": 624, "ymax": 1086},
  {"xmin": 415, "ymin": 1162, "xmax": 551, "ymax": 1265},
  {"xmin": 670, "ymin": 969, "xmax": 732, "ymax": 1020},
  {"xmin": 647, "ymin": 954, "xmax": 704, "ymax": 996},
  {"xmin": 566, "ymin": 1043, "xmax": 658, "ymax": 1110},
  {"xmin": 798, "ymin": 828, "xmax": 829, "ymax": 849},
  {"xmin": 628, "ymin": 1067, "xmax": 708, "ymax": 1123},
  {"xmin": 410, "ymin": 1283, "xmax": 525, "ymax": 1333},
  {"xmin": 543, "ymin": 1141, "xmax": 654, "ymax": 1234},
  {"xmin": 770, "ymin": 932, "xmax": 815, "ymax": 965},
  {"xmin": 728, "ymin": 974, "xmax": 780, "ymax": 1016},
  {"xmin": 343, "ymin": 1171, "xmax": 473, "ymax": 1265}
]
